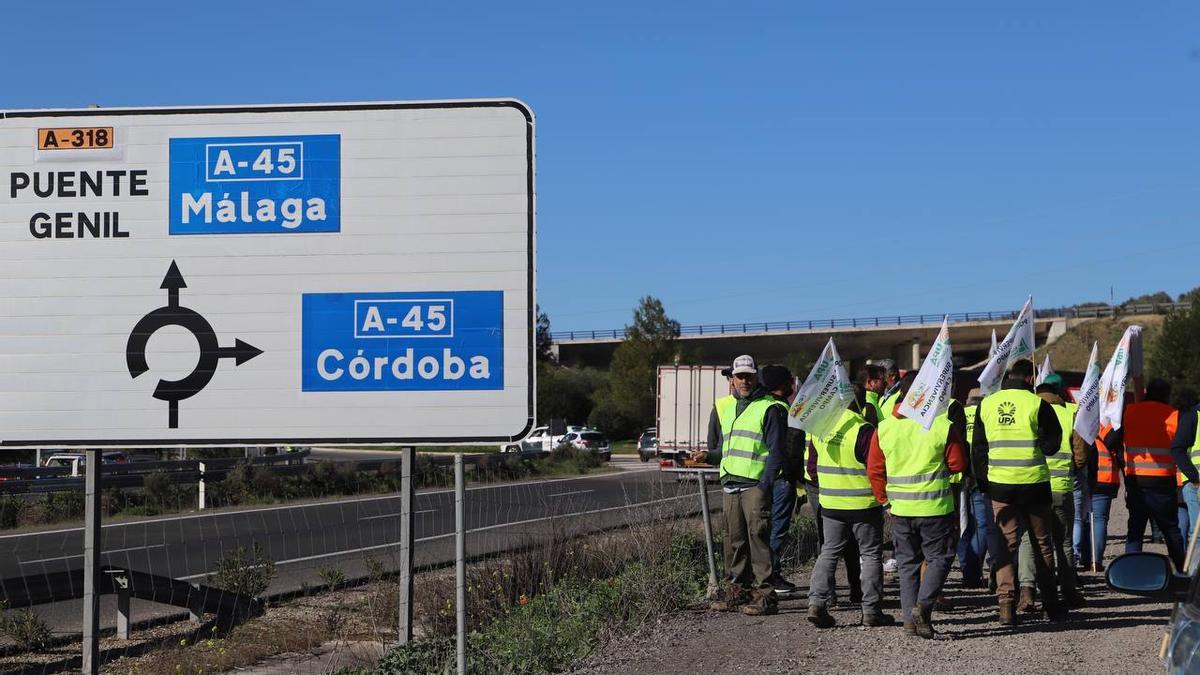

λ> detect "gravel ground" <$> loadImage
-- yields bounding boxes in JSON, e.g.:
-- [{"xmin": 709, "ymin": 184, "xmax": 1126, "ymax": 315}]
[{"xmin": 574, "ymin": 495, "xmax": 1174, "ymax": 675}]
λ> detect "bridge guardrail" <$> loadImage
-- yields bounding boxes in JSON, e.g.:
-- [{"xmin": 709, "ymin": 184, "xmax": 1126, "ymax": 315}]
[{"xmin": 550, "ymin": 301, "xmax": 1191, "ymax": 342}]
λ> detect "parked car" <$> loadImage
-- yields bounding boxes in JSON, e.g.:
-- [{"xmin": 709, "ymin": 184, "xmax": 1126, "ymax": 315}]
[
  {"xmin": 500, "ymin": 425, "xmax": 584, "ymax": 457},
  {"xmin": 560, "ymin": 431, "xmax": 612, "ymax": 462},
  {"xmin": 637, "ymin": 428, "xmax": 658, "ymax": 462},
  {"xmin": 42, "ymin": 451, "xmax": 129, "ymax": 476},
  {"xmin": 1106, "ymin": 540, "xmax": 1200, "ymax": 671}
]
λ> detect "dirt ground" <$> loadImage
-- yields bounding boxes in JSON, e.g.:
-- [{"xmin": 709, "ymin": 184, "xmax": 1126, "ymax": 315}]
[{"xmin": 574, "ymin": 494, "xmax": 1176, "ymax": 675}]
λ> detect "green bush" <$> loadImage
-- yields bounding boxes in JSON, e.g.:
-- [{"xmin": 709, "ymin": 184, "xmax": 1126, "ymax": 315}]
[
  {"xmin": 44, "ymin": 491, "xmax": 85, "ymax": 521},
  {"xmin": 143, "ymin": 470, "xmax": 174, "ymax": 511},
  {"xmin": 0, "ymin": 495, "xmax": 25, "ymax": 529},
  {"xmin": 0, "ymin": 602, "xmax": 53, "ymax": 652},
  {"xmin": 207, "ymin": 543, "xmax": 276, "ymax": 599}
]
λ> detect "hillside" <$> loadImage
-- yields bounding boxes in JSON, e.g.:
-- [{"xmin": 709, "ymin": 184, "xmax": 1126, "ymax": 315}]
[{"xmin": 1037, "ymin": 314, "xmax": 1164, "ymax": 371}]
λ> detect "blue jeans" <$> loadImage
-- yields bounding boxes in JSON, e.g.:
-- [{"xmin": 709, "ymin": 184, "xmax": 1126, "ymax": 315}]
[
  {"xmin": 1091, "ymin": 491, "xmax": 1114, "ymax": 566},
  {"xmin": 770, "ymin": 478, "xmax": 797, "ymax": 578},
  {"xmin": 957, "ymin": 484, "xmax": 992, "ymax": 584},
  {"xmin": 1073, "ymin": 480, "xmax": 1092, "ymax": 567},
  {"xmin": 1182, "ymin": 483, "xmax": 1200, "ymax": 544}
]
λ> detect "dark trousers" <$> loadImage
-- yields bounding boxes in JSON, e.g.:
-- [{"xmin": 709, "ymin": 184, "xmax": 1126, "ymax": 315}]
[
  {"xmin": 722, "ymin": 487, "xmax": 773, "ymax": 590},
  {"xmin": 891, "ymin": 513, "xmax": 956, "ymax": 623},
  {"xmin": 1126, "ymin": 485, "xmax": 1187, "ymax": 572},
  {"xmin": 804, "ymin": 481, "xmax": 862, "ymax": 597},
  {"xmin": 770, "ymin": 479, "xmax": 797, "ymax": 578},
  {"xmin": 992, "ymin": 499, "xmax": 1058, "ymax": 608}
]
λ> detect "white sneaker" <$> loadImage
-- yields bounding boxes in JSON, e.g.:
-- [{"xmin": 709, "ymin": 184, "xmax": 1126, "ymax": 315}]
[{"xmin": 883, "ymin": 558, "xmax": 898, "ymax": 573}]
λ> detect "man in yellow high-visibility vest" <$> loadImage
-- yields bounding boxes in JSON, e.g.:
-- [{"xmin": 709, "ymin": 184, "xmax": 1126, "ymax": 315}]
[
  {"xmin": 972, "ymin": 359, "xmax": 1065, "ymax": 625},
  {"xmin": 694, "ymin": 355, "xmax": 789, "ymax": 616}
]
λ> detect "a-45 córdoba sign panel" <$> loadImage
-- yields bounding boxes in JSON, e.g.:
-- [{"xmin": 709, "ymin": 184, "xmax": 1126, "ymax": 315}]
[{"xmin": 0, "ymin": 100, "xmax": 535, "ymax": 446}]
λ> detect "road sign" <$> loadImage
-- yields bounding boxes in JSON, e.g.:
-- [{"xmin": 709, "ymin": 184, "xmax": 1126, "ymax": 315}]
[{"xmin": 0, "ymin": 100, "xmax": 535, "ymax": 446}]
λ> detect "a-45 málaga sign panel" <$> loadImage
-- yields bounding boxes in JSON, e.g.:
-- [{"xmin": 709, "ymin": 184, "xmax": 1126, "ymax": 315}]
[{"xmin": 0, "ymin": 100, "xmax": 535, "ymax": 447}]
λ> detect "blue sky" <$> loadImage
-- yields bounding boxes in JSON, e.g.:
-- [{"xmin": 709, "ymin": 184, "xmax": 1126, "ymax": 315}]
[{"xmin": 3, "ymin": 2, "xmax": 1197, "ymax": 333}]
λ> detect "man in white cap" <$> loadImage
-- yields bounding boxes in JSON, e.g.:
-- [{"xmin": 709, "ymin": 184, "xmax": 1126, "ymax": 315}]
[{"xmin": 696, "ymin": 354, "xmax": 788, "ymax": 615}]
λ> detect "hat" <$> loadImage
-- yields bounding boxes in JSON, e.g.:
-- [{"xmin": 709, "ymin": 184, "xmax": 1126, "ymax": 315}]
[
  {"xmin": 731, "ymin": 354, "xmax": 757, "ymax": 375},
  {"xmin": 1042, "ymin": 373, "xmax": 1064, "ymax": 388},
  {"xmin": 760, "ymin": 364, "xmax": 793, "ymax": 391}
]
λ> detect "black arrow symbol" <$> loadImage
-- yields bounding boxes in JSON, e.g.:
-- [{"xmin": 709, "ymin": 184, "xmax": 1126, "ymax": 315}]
[
  {"xmin": 161, "ymin": 260, "xmax": 186, "ymax": 308},
  {"xmin": 127, "ymin": 261, "xmax": 265, "ymax": 429},
  {"xmin": 217, "ymin": 339, "xmax": 264, "ymax": 366}
]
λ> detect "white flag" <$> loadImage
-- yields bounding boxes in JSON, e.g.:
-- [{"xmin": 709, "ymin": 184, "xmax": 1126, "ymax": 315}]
[
  {"xmin": 990, "ymin": 329, "xmax": 998, "ymax": 358},
  {"xmin": 1098, "ymin": 326, "xmax": 1142, "ymax": 431},
  {"xmin": 899, "ymin": 317, "xmax": 955, "ymax": 430},
  {"xmin": 978, "ymin": 296, "xmax": 1036, "ymax": 395},
  {"xmin": 1035, "ymin": 354, "xmax": 1055, "ymax": 386},
  {"xmin": 788, "ymin": 338, "xmax": 855, "ymax": 438},
  {"xmin": 1073, "ymin": 342, "xmax": 1102, "ymax": 444}
]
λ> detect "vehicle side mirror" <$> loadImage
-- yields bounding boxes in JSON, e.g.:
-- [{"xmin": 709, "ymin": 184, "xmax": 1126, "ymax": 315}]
[{"xmin": 1106, "ymin": 552, "xmax": 1188, "ymax": 599}]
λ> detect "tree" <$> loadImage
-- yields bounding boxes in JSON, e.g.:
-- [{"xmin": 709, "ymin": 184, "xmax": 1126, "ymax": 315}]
[
  {"xmin": 1148, "ymin": 304, "xmax": 1200, "ymax": 405},
  {"xmin": 537, "ymin": 362, "xmax": 606, "ymax": 425},
  {"xmin": 535, "ymin": 305, "xmax": 555, "ymax": 363},
  {"xmin": 588, "ymin": 297, "xmax": 681, "ymax": 439},
  {"xmin": 1121, "ymin": 291, "xmax": 1173, "ymax": 309}
]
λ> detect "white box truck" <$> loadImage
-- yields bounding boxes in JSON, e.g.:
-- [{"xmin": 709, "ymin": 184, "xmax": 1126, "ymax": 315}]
[{"xmin": 656, "ymin": 366, "xmax": 731, "ymax": 463}]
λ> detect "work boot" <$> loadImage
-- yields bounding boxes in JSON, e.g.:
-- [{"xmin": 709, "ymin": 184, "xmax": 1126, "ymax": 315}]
[
  {"xmin": 911, "ymin": 604, "xmax": 935, "ymax": 639},
  {"xmin": 740, "ymin": 589, "xmax": 778, "ymax": 616},
  {"xmin": 1017, "ymin": 587, "xmax": 1038, "ymax": 613},
  {"xmin": 933, "ymin": 593, "xmax": 953, "ymax": 612},
  {"xmin": 903, "ymin": 622, "xmax": 917, "ymax": 635},
  {"xmin": 1063, "ymin": 589, "xmax": 1086, "ymax": 609},
  {"xmin": 863, "ymin": 610, "xmax": 896, "ymax": 627},
  {"xmin": 709, "ymin": 585, "xmax": 748, "ymax": 612},
  {"xmin": 998, "ymin": 601, "xmax": 1018, "ymax": 626},
  {"xmin": 807, "ymin": 605, "xmax": 836, "ymax": 629},
  {"xmin": 1043, "ymin": 602, "xmax": 1069, "ymax": 623}
]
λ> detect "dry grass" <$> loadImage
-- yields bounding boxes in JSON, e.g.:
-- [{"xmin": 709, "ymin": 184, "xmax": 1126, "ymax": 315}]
[{"xmin": 1040, "ymin": 314, "xmax": 1164, "ymax": 371}]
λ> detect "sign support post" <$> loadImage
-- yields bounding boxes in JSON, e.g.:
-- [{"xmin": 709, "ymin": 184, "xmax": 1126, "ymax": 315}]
[{"xmin": 81, "ymin": 452, "xmax": 102, "ymax": 674}]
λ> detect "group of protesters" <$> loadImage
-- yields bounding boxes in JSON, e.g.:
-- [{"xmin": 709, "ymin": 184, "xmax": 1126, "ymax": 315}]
[{"xmin": 692, "ymin": 351, "xmax": 1193, "ymax": 639}]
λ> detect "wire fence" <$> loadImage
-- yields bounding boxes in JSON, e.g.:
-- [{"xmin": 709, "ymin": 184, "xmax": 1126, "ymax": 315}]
[{"xmin": 0, "ymin": 449, "xmax": 727, "ymax": 674}]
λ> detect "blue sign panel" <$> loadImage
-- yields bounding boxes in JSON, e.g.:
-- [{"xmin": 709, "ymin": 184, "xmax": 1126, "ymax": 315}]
[
  {"xmin": 302, "ymin": 291, "xmax": 504, "ymax": 392},
  {"xmin": 169, "ymin": 134, "xmax": 340, "ymax": 235}
]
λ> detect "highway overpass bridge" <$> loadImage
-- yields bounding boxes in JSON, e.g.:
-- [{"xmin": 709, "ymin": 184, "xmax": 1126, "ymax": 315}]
[{"xmin": 549, "ymin": 306, "xmax": 1152, "ymax": 371}]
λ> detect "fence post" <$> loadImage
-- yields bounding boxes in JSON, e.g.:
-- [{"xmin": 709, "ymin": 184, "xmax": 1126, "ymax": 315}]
[
  {"xmin": 697, "ymin": 472, "xmax": 719, "ymax": 598},
  {"xmin": 198, "ymin": 462, "xmax": 206, "ymax": 510},
  {"xmin": 81, "ymin": 451, "xmax": 102, "ymax": 675},
  {"xmin": 455, "ymin": 454, "xmax": 467, "ymax": 675},
  {"xmin": 110, "ymin": 570, "xmax": 131, "ymax": 640},
  {"xmin": 398, "ymin": 447, "xmax": 415, "ymax": 646}
]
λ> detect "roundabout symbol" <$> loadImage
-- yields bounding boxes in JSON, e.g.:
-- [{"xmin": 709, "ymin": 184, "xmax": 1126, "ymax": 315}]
[{"xmin": 126, "ymin": 261, "xmax": 263, "ymax": 429}]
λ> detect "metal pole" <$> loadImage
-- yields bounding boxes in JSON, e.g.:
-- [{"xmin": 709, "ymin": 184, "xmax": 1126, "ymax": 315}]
[
  {"xmin": 398, "ymin": 447, "xmax": 415, "ymax": 645},
  {"xmin": 455, "ymin": 454, "xmax": 467, "ymax": 675},
  {"xmin": 81, "ymin": 451, "xmax": 102, "ymax": 674},
  {"xmin": 697, "ymin": 472, "xmax": 719, "ymax": 597}
]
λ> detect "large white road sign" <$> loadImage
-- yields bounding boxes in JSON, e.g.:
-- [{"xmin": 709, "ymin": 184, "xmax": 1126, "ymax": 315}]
[{"xmin": 0, "ymin": 100, "xmax": 535, "ymax": 446}]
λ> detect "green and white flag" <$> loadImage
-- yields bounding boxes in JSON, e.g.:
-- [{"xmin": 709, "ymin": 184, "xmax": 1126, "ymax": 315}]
[
  {"xmin": 978, "ymin": 296, "xmax": 1035, "ymax": 395},
  {"xmin": 1035, "ymin": 353, "xmax": 1055, "ymax": 386},
  {"xmin": 899, "ymin": 317, "xmax": 954, "ymax": 430},
  {"xmin": 788, "ymin": 338, "xmax": 855, "ymax": 438},
  {"xmin": 1073, "ymin": 342, "xmax": 1102, "ymax": 444},
  {"xmin": 1099, "ymin": 325, "xmax": 1142, "ymax": 431}
]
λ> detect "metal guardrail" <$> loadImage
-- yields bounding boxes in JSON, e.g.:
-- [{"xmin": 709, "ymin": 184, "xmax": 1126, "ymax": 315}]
[
  {"xmin": 0, "ymin": 450, "xmax": 311, "ymax": 494},
  {"xmin": 550, "ymin": 301, "xmax": 1191, "ymax": 342},
  {"xmin": 0, "ymin": 450, "xmax": 511, "ymax": 495}
]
